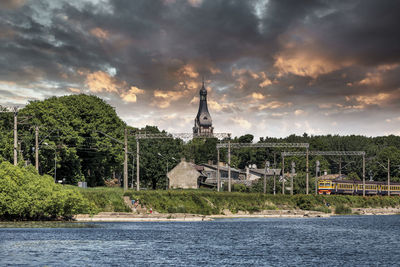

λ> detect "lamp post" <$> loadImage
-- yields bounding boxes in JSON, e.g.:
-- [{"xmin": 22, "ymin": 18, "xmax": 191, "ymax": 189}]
[
  {"xmin": 264, "ymin": 161, "xmax": 270, "ymax": 194},
  {"xmin": 315, "ymin": 160, "xmax": 320, "ymax": 195}
]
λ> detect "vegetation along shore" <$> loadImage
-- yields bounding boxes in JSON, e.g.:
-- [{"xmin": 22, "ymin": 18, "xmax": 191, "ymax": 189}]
[{"xmin": 1, "ymin": 159, "xmax": 400, "ymax": 222}]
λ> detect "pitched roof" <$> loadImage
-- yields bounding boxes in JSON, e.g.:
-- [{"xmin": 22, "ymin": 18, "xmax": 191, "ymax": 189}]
[{"xmin": 200, "ymin": 163, "xmax": 245, "ymax": 174}]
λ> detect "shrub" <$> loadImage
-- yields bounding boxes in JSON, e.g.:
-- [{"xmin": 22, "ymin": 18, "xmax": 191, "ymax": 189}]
[
  {"xmin": 0, "ymin": 162, "xmax": 92, "ymax": 220},
  {"xmin": 335, "ymin": 204, "xmax": 352, "ymax": 215}
]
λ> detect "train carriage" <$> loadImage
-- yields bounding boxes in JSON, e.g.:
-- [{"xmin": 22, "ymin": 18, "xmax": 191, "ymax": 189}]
[{"xmin": 318, "ymin": 179, "xmax": 400, "ymax": 196}]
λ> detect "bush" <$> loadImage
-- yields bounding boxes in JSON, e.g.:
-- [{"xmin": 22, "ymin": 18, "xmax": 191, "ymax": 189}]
[
  {"xmin": 0, "ymin": 162, "xmax": 92, "ymax": 220},
  {"xmin": 335, "ymin": 204, "xmax": 352, "ymax": 215}
]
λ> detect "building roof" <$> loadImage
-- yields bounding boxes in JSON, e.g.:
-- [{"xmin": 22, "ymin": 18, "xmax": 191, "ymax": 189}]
[
  {"xmin": 200, "ymin": 163, "xmax": 245, "ymax": 174},
  {"xmin": 248, "ymin": 168, "xmax": 281, "ymax": 176},
  {"xmin": 318, "ymin": 174, "xmax": 347, "ymax": 180}
]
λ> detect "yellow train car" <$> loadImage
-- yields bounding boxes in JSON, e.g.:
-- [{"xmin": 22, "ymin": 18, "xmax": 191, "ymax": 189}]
[
  {"xmin": 318, "ymin": 179, "xmax": 334, "ymax": 195},
  {"xmin": 319, "ymin": 179, "xmax": 400, "ymax": 195}
]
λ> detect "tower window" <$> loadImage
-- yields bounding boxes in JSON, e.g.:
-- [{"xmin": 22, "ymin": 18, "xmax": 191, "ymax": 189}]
[{"xmin": 203, "ymin": 116, "xmax": 207, "ymax": 120}]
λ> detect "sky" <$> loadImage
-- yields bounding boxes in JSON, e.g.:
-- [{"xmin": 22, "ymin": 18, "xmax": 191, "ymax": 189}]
[{"xmin": 1, "ymin": 0, "xmax": 400, "ymax": 140}]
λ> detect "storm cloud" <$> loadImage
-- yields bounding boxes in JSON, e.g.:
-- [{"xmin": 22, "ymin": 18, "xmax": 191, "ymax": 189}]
[{"xmin": 1, "ymin": 0, "xmax": 400, "ymax": 139}]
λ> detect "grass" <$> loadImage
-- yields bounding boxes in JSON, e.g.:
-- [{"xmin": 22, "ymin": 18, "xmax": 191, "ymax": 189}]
[
  {"xmin": 70, "ymin": 187, "xmax": 400, "ymax": 215},
  {"xmin": 77, "ymin": 187, "xmax": 131, "ymax": 213},
  {"xmin": 335, "ymin": 204, "xmax": 352, "ymax": 215},
  {"xmin": 124, "ymin": 189, "xmax": 400, "ymax": 215}
]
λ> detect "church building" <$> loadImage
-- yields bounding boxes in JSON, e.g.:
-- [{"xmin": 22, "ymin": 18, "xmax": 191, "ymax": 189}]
[{"xmin": 193, "ymin": 81, "xmax": 213, "ymax": 136}]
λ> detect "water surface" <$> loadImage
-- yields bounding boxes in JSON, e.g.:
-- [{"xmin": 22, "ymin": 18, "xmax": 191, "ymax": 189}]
[{"xmin": 1, "ymin": 216, "xmax": 400, "ymax": 266}]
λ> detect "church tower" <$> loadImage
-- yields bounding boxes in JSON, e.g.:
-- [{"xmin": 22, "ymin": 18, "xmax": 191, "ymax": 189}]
[{"xmin": 193, "ymin": 80, "xmax": 213, "ymax": 136}]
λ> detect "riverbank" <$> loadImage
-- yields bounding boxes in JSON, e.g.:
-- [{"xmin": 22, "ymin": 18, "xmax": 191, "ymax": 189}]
[
  {"xmin": 73, "ymin": 207, "xmax": 400, "ymax": 222},
  {"xmin": 74, "ymin": 211, "xmax": 328, "ymax": 222},
  {"xmin": 123, "ymin": 190, "xmax": 400, "ymax": 215}
]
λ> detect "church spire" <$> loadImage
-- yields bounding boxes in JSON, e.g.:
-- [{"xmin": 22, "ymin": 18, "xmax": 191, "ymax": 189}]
[{"xmin": 193, "ymin": 78, "xmax": 213, "ymax": 135}]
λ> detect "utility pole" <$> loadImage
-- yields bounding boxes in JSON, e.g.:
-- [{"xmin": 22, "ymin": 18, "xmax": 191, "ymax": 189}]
[
  {"xmin": 306, "ymin": 148, "xmax": 309, "ymax": 195},
  {"xmin": 54, "ymin": 149, "xmax": 57, "ymax": 182},
  {"xmin": 291, "ymin": 161, "xmax": 295, "ymax": 195},
  {"xmin": 35, "ymin": 126, "xmax": 39, "ymax": 171},
  {"xmin": 13, "ymin": 107, "xmax": 18, "ymax": 166},
  {"xmin": 273, "ymin": 153, "xmax": 276, "ymax": 195},
  {"xmin": 339, "ymin": 156, "xmax": 342, "ymax": 178},
  {"xmin": 217, "ymin": 148, "xmax": 220, "ymax": 192},
  {"xmin": 315, "ymin": 160, "xmax": 320, "ymax": 195},
  {"xmin": 123, "ymin": 128, "xmax": 128, "ymax": 192},
  {"xmin": 131, "ymin": 154, "xmax": 135, "ymax": 189},
  {"xmin": 362, "ymin": 154, "xmax": 365, "ymax": 197},
  {"xmin": 166, "ymin": 161, "xmax": 169, "ymax": 190},
  {"xmin": 228, "ymin": 139, "xmax": 231, "ymax": 192},
  {"xmin": 388, "ymin": 158, "xmax": 391, "ymax": 196},
  {"xmin": 282, "ymin": 154, "xmax": 285, "ymax": 194},
  {"xmin": 264, "ymin": 161, "xmax": 270, "ymax": 194},
  {"xmin": 136, "ymin": 138, "xmax": 140, "ymax": 191}
]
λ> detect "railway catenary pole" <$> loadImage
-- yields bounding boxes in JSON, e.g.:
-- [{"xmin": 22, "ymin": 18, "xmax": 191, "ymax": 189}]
[
  {"xmin": 136, "ymin": 138, "xmax": 140, "ymax": 191},
  {"xmin": 388, "ymin": 158, "xmax": 391, "ymax": 196},
  {"xmin": 217, "ymin": 143, "xmax": 309, "ymax": 194},
  {"xmin": 282, "ymin": 154, "xmax": 285, "ymax": 195},
  {"xmin": 228, "ymin": 140, "xmax": 231, "ymax": 192},
  {"xmin": 315, "ymin": 160, "xmax": 320, "ymax": 195},
  {"xmin": 131, "ymin": 153, "xmax": 135, "ymax": 189},
  {"xmin": 35, "ymin": 126, "xmax": 39, "ymax": 171},
  {"xmin": 306, "ymin": 148, "xmax": 309, "ymax": 195},
  {"xmin": 217, "ymin": 148, "xmax": 220, "ymax": 192},
  {"xmin": 273, "ymin": 153, "xmax": 276, "ymax": 195},
  {"xmin": 282, "ymin": 151, "xmax": 366, "ymax": 195},
  {"xmin": 123, "ymin": 128, "xmax": 128, "ymax": 192},
  {"xmin": 362, "ymin": 154, "xmax": 365, "ymax": 197},
  {"xmin": 13, "ymin": 107, "xmax": 18, "ymax": 166},
  {"xmin": 291, "ymin": 161, "xmax": 295, "ymax": 195},
  {"xmin": 264, "ymin": 161, "xmax": 270, "ymax": 194}
]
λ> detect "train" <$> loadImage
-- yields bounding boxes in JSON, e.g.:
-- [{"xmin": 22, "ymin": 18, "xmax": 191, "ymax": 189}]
[{"xmin": 318, "ymin": 179, "xmax": 400, "ymax": 195}]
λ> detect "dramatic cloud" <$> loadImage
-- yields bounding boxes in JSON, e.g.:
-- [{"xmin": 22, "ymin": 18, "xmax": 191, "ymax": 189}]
[{"xmin": 1, "ymin": 0, "xmax": 400, "ymax": 139}]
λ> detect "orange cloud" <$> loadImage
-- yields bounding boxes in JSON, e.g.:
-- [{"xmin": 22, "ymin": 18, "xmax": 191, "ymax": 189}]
[
  {"xmin": 230, "ymin": 117, "xmax": 252, "ymax": 129},
  {"xmin": 153, "ymin": 89, "xmax": 186, "ymax": 108},
  {"xmin": 232, "ymin": 68, "xmax": 273, "ymax": 89},
  {"xmin": 68, "ymin": 87, "xmax": 81, "ymax": 93},
  {"xmin": 355, "ymin": 93, "xmax": 390, "ymax": 105},
  {"xmin": 251, "ymin": 92, "xmax": 265, "ymax": 100},
  {"xmin": 0, "ymin": 0, "xmax": 25, "ymax": 9},
  {"xmin": 84, "ymin": 70, "xmax": 145, "ymax": 103},
  {"xmin": 274, "ymin": 53, "xmax": 346, "ymax": 79},
  {"xmin": 86, "ymin": 71, "xmax": 119, "ymax": 93},
  {"xmin": 294, "ymin": 109, "xmax": 305, "ymax": 116},
  {"xmin": 90, "ymin": 27, "xmax": 109, "ymax": 40},
  {"xmin": 188, "ymin": 0, "xmax": 202, "ymax": 7},
  {"xmin": 121, "ymin": 86, "xmax": 145, "ymax": 103},
  {"xmin": 356, "ymin": 63, "xmax": 399, "ymax": 86},
  {"xmin": 179, "ymin": 64, "xmax": 199, "ymax": 79},
  {"xmin": 258, "ymin": 101, "xmax": 290, "ymax": 110}
]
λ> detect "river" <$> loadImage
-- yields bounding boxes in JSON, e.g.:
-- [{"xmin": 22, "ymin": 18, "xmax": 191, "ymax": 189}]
[{"xmin": 1, "ymin": 215, "xmax": 400, "ymax": 266}]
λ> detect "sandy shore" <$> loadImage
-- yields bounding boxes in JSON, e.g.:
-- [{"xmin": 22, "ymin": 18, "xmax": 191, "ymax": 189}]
[
  {"xmin": 74, "ymin": 207, "xmax": 400, "ymax": 222},
  {"xmin": 74, "ymin": 210, "xmax": 331, "ymax": 222}
]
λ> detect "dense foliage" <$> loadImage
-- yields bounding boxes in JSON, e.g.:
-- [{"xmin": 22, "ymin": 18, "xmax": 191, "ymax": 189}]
[
  {"xmin": 1, "ymin": 94, "xmax": 400, "ymax": 190},
  {"xmin": 0, "ymin": 161, "xmax": 92, "ymax": 220}
]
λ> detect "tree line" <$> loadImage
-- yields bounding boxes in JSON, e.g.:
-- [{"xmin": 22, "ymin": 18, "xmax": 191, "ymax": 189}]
[{"xmin": 1, "ymin": 94, "xmax": 400, "ymax": 190}]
